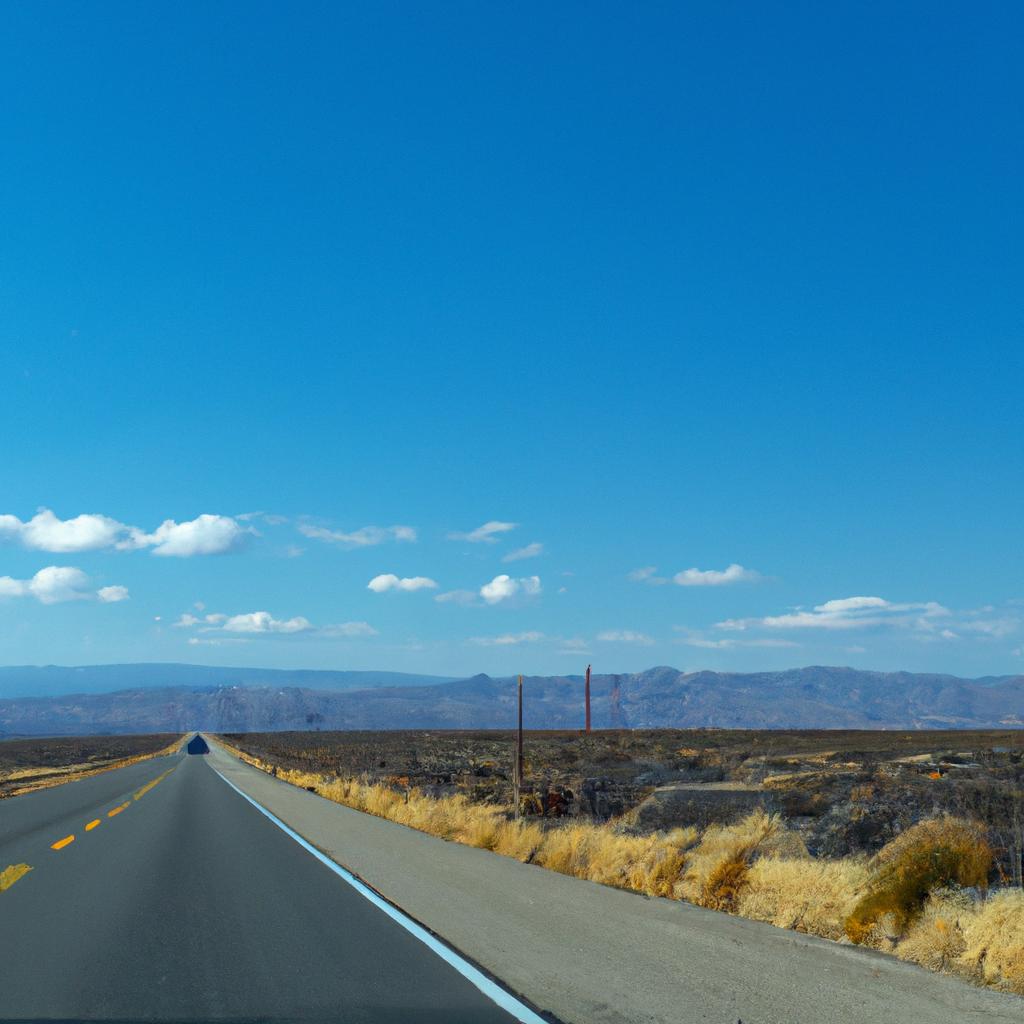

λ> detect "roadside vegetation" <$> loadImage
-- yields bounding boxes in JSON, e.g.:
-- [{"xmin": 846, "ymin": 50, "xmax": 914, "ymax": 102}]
[
  {"xmin": 0, "ymin": 733, "xmax": 184, "ymax": 798},
  {"xmin": 218, "ymin": 733, "xmax": 1024, "ymax": 997}
]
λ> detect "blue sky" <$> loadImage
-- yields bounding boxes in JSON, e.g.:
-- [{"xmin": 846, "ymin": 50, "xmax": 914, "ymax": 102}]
[{"xmin": 1, "ymin": 3, "xmax": 1022, "ymax": 679}]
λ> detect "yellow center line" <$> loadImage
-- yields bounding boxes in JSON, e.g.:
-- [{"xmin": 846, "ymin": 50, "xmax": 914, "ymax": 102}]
[
  {"xmin": 51, "ymin": 835, "xmax": 75, "ymax": 851},
  {"xmin": 0, "ymin": 863, "xmax": 32, "ymax": 892},
  {"xmin": 85, "ymin": 818, "xmax": 101, "ymax": 831},
  {"xmin": 133, "ymin": 764, "xmax": 177, "ymax": 801},
  {"xmin": 108, "ymin": 802, "xmax": 129, "ymax": 817}
]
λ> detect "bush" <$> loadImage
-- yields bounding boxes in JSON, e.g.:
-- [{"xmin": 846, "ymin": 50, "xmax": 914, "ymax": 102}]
[
  {"xmin": 845, "ymin": 817, "xmax": 992, "ymax": 945},
  {"xmin": 958, "ymin": 888, "xmax": 1024, "ymax": 993},
  {"xmin": 738, "ymin": 857, "xmax": 869, "ymax": 939},
  {"xmin": 681, "ymin": 811, "xmax": 804, "ymax": 911}
]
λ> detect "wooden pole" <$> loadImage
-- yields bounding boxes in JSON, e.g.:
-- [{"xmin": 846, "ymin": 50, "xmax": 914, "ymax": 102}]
[
  {"xmin": 514, "ymin": 673, "xmax": 524, "ymax": 819},
  {"xmin": 584, "ymin": 664, "xmax": 591, "ymax": 733}
]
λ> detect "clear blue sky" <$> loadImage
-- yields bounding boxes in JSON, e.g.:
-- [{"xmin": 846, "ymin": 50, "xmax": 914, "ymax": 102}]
[{"xmin": 1, "ymin": 3, "xmax": 1021, "ymax": 679}]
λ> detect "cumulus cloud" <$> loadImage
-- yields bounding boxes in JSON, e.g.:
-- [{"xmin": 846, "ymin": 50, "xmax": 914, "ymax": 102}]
[
  {"xmin": 673, "ymin": 564, "xmax": 760, "ymax": 587},
  {"xmin": 468, "ymin": 631, "xmax": 546, "ymax": 646},
  {"xmin": 0, "ymin": 509, "xmax": 129, "ymax": 552},
  {"xmin": 596, "ymin": 629, "xmax": 655, "ymax": 645},
  {"xmin": 298, "ymin": 524, "xmax": 417, "ymax": 547},
  {"xmin": 480, "ymin": 574, "xmax": 541, "ymax": 605},
  {"xmin": 130, "ymin": 514, "xmax": 252, "ymax": 557},
  {"xmin": 502, "ymin": 542, "xmax": 543, "ymax": 563},
  {"xmin": 367, "ymin": 574, "xmax": 438, "ymax": 593},
  {"xmin": 173, "ymin": 608, "xmax": 378, "ymax": 639},
  {"xmin": 0, "ymin": 509, "xmax": 251, "ymax": 557},
  {"xmin": 0, "ymin": 566, "xmax": 126, "ymax": 604},
  {"xmin": 218, "ymin": 611, "xmax": 313, "ymax": 634},
  {"xmin": 448, "ymin": 521, "xmax": 517, "ymax": 544}
]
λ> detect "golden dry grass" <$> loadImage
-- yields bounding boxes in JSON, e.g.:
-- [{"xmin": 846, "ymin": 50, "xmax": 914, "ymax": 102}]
[
  {"xmin": 958, "ymin": 888, "xmax": 1024, "ymax": 993},
  {"xmin": 737, "ymin": 856, "xmax": 870, "ymax": 939},
  {"xmin": 216, "ymin": 737, "xmax": 1024, "ymax": 996}
]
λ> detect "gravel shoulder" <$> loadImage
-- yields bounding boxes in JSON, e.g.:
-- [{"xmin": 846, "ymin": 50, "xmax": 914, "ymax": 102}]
[{"xmin": 207, "ymin": 739, "xmax": 1024, "ymax": 1024}]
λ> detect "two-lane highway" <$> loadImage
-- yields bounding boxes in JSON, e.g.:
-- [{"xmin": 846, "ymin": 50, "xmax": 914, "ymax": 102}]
[{"xmin": 0, "ymin": 743, "xmax": 539, "ymax": 1022}]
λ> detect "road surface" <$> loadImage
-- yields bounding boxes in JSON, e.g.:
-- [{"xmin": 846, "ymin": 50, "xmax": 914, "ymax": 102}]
[
  {"xmin": 0, "ymin": 743, "xmax": 539, "ymax": 1022},
  {"xmin": 3, "ymin": 738, "xmax": 1022, "ymax": 1024}
]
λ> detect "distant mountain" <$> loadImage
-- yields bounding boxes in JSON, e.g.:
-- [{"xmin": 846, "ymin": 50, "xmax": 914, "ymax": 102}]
[
  {"xmin": 0, "ymin": 663, "xmax": 456, "ymax": 700},
  {"xmin": 1, "ymin": 666, "xmax": 1022, "ymax": 735}
]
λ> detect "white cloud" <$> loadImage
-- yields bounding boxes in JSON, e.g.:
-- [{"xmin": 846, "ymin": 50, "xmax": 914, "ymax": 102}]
[
  {"xmin": 174, "ymin": 608, "xmax": 378, "ymax": 640},
  {"xmin": 815, "ymin": 596, "xmax": 890, "ymax": 613},
  {"xmin": 367, "ymin": 574, "xmax": 438, "ymax": 593},
  {"xmin": 480, "ymin": 574, "xmax": 541, "ymax": 605},
  {"xmin": 597, "ymin": 629, "xmax": 655, "ymax": 645},
  {"xmin": 448, "ymin": 521, "xmax": 517, "ymax": 544},
  {"xmin": 716, "ymin": 596, "xmax": 956, "ymax": 633},
  {"xmin": 219, "ymin": 612, "xmax": 313, "ymax": 634},
  {"xmin": 0, "ymin": 566, "xmax": 126, "ymax": 604},
  {"xmin": 299, "ymin": 524, "xmax": 417, "ymax": 548},
  {"xmin": 131, "ymin": 514, "xmax": 251, "ymax": 557},
  {"xmin": 0, "ymin": 508, "xmax": 251, "ymax": 557},
  {"xmin": 673, "ymin": 564, "xmax": 760, "ymax": 587},
  {"xmin": 434, "ymin": 589, "xmax": 479, "ymax": 606},
  {"xmin": 0, "ymin": 509, "xmax": 129, "ymax": 552},
  {"xmin": 468, "ymin": 631, "xmax": 546, "ymax": 646},
  {"xmin": 502, "ymin": 542, "xmax": 543, "ymax": 563},
  {"xmin": 628, "ymin": 566, "xmax": 669, "ymax": 585}
]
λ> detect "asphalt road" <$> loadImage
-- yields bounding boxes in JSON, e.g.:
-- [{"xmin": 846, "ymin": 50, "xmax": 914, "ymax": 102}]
[{"xmin": 0, "ymin": 746, "xmax": 536, "ymax": 1023}]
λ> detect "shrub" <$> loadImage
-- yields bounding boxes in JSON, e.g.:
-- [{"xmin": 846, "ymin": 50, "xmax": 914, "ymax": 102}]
[
  {"xmin": 738, "ymin": 857, "xmax": 869, "ymax": 939},
  {"xmin": 958, "ymin": 888, "xmax": 1024, "ymax": 993},
  {"xmin": 895, "ymin": 889, "xmax": 972, "ymax": 970},
  {"xmin": 681, "ymin": 811, "xmax": 802, "ymax": 911},
  {"xmin": 844, "ymin": 817, "xmax": 992, "ymax": 945}
]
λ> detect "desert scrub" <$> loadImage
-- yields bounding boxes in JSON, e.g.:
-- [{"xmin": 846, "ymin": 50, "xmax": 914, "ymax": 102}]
[
  {"xmin": 895, "ymin": 889, "xmax": 972, "ymax": 971},
  {"xmin": 957, "ymin": 888, "xmax": 1024, "ymax": 993},
  {"xmin": 737, "ymin": 856, "xmax": 869, "ymax": 939},
  {"xmin": 680, "ymin": 811, "xmax": 805, "ymax": 911},
  {"xmin": 844, "ymin": 816, "xmax": 992, "ymax": 945}
]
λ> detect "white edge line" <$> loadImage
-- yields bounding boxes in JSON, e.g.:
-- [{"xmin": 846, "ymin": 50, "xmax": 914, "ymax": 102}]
[{"xmin": 211, "ymin": 763, "xmax": 549, "ymax": 1024}]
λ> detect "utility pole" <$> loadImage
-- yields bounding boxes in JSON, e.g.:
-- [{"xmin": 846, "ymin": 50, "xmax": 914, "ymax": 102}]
[
  {"xmin": 584, "ymin": 664, "xmax": 592, "ymax": 733},
  {"xmin": 513, "ymin": 673, "xmax": 524, "ymax": 819}
]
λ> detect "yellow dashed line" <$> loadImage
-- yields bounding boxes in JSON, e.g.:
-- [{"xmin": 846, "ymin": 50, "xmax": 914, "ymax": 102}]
[
  {"xmin": 51, "ymin": 835, "xmax": 75, "ymax": 851},
  {"xmin": 133, "ymin": 765, "xmax": 176, "ymax": 801},
  {"xmin": 108, "ymin": 802, "xmax": 129, "ymax": 817},
  {"xmin": 85, "ymin": 819, "xmax": 101, "ymax": 831},
  {"xmin": 0, "ymin": 863, "xmax": 32, "ymax": 891}
]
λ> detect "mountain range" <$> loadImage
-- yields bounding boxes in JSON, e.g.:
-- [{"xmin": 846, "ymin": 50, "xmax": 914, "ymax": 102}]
[{"xmin": 1, "ymin": 665, "xmax": 1022, "ymax": 735}]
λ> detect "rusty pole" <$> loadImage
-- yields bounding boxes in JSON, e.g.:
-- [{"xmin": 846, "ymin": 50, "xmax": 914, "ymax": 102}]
[
  {"xmin": 514, "ymin": 673, "xmax": 524, "ymax": 819},
  {"xmin": 584, "ymin": 663, "xmax": 592, "ymax": 733}
]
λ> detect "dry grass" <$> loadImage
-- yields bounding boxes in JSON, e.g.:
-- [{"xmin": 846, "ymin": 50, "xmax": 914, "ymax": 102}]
[
  {"xmin": 737, "ymin": 857, "xmax": 870, "ymax": 939},
  {"xmin": 845, "ymin": 817, "xmax": 992, "ymax": 945},
  {"xmin": 217, "ymin": 737, "xmax": 1024, "ymax": 997},
  {"xmin": 958, "ymin": 888, "xmax": 1024, "ymax": 993}
]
